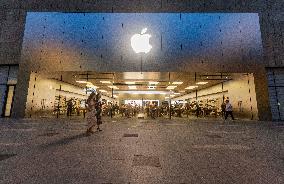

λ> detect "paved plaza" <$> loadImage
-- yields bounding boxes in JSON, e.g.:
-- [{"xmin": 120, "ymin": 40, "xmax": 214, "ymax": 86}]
[{"xmin": 0, "ymin": 117, "xmax": 283, "ymax": 184}]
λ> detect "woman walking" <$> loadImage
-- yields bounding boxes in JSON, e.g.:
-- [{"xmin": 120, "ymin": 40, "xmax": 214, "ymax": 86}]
[
  {"xmin": 86, "ymin": 92, "xmax": 97, "ymax": 135},
  {"xmin": 95, "ymin": 92, "xmax": 103, "ymax": 131}
]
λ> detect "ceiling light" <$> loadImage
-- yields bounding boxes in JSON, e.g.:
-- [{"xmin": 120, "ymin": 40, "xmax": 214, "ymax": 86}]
[
  {"xmin": 174, "ymin": 93, "xmax": 180, "ymax": 95},
  {"xmin": 170, "ymin": 95, "xmax": 175, "ymax": 97},
  {"xmin": 108, "ymin": 86, "xmax": 119, "ymax": 89},
  {"xmin": 86, "ymin": 84, "xmax": 98, "ymax": 89},
  {"xmin": 180, "ymin": 91, "xmax": 185, "ymax": 93},
  {"xmin": 196, "ymin": 82, "xmax": 208, "ymax": 85},
  {"xmin": 125, "ymin": 81, "xmax": 136, "ymax": 85},
  {"xmin": 165, "ymin": 97, "xmax": 169, "ymax": 99},
  {"xmin": 114, "ymin": 90, "xmax": 166, "ymax": 94},
  {"xmin": 113, "ymin": 95, "xmax": 118, "ymax": 98},
  {"xmin": 128, "ymin": 86, "xmax": 137, "ymax": 89},
  {"xmin": 100, "ymin": 81, "xmax": 111, "ymax": 84},
  {"xmin": 149, "ymin": 81, "xmax": 159, "ymax": 85},
  {"xmin": 76, "ymin": 80, "xmax": 88, "ymax": 83},
  {"xmin": 185, "ymin": 86, "xmax": 198, "ymax": 90},
  {"xmin": 172, "ymin": 82, "xmax": 183, "ymax": 85},
  {"xmin": 166, "ymin": 86, "xmax": 177, "ymax": 90}
]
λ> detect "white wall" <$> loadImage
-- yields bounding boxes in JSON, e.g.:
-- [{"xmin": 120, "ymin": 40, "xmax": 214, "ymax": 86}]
[
  {"xmin": 25, "ymin": 73, "xmax": 117, "ymax": 117},
  {"xmin": 172, "ymin": 74, "xmax": 258, "ymax": 120}
]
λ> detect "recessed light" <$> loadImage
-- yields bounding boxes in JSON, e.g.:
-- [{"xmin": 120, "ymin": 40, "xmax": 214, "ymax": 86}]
[
  {"xmin": 149, "ymin": 81, "xmax": 159, "ymax": 85},
  {"xmin": 76, "ymin": 80, "xmax": 88, "ymax": 83},
  {"xmin": 185, "ymin": 86, "xmax": 198, "ymax": 90},
  {"xmin": 86, "ymin": 83, "xmax": 98, "ymax": 89},
  {"xmin": 196, "ymin": 82, "xmax": 208, "ymax": 85},
  {"xmin": 172, "ymin": 82, "xmax": 183, "ymax": 85},
  {"xmin": 100, "ymin": 81, "xmax": 111, "ymax": 84},
  {"xmin": 166, "ymin": 86, "xmax": 177, "ymax": 90},
  {"xmin": 108, "ymin": 86, "xmax": 119, "ymax": 89},
  {"xmin": 128, "ymin": 86, "xmax": 137, "ymax": 89}
]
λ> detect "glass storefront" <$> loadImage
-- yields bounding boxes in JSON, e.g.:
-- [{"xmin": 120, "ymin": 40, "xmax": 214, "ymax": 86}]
[{"xmin": 0, "ymin": 65, "xmax": 18, "ymax": 117}]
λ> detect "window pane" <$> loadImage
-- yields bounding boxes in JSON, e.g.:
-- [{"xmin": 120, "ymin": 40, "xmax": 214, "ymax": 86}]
[
  {"xmin": 7, "ymin": 66, "xmax": 19, "ymax": 85},
  {"xmin": 0, "ymin": 66, "xmax": 9, "ymax": 84},
  {"xmin": 0, "ymin": 85, "xmax": 7, "ymax": 116},
  {"xmin": 4, "ymin": 86, "xmax": 15, "ymax": 117}
]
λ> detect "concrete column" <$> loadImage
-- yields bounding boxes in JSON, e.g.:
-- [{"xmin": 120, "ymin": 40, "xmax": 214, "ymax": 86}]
[
  {"xmin": 0, "ymin": 10, "xmax": 26, "ymax": 65},
  {"xmin": 11, "ymin": 65, "xmax": 31, "ymax": 118},
  {"xmin": 254, "ymin": 67, "xmax": 272, "ymax": 121},
  {"xmin": 0, "ymin": 9, "xmax": 28, "ymax": 118}
]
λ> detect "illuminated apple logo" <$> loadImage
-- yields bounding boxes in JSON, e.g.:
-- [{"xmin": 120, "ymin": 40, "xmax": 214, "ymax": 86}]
[{"xmin": 131, "ymin": 28, "xmax": 152, "ymax": 54}]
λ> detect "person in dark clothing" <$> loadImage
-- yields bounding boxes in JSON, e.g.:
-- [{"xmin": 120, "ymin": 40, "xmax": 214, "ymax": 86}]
[
  {"xmin": 225, "ymin": 99, "xmax": 235, "ymax": 120},
  {"xmin": 95, "ymin": 92, "xmax": 103, "ymax": 131},
  {"xmin": 221, "ymin": 101, "xmax": 226, "ymax": 119},
  {"xmin": 67, "ymin": 99, "xmax": 73, "ymax": 117},
  {"xmin": 196, "ymin": 103, "xmax": 201, "ymax": 118}
]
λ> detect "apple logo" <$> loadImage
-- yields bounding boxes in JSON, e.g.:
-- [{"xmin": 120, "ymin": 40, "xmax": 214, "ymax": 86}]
[{"xmin": 131, "ymin": 28, "xmax": 152, "ymax": 54}]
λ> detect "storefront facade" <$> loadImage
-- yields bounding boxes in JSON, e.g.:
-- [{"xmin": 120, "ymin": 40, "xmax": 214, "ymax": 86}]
[{"xmin": 0, "ymin": 0, "xmax": 283, "ymax": 120}]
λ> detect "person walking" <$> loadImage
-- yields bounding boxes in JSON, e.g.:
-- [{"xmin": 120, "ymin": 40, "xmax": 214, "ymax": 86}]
[
  {"xmin": 67, "ymin": 99, "xmax": 73, "ymax": 117},
  {"xmin": 225, "ymin": 99, "xmax": 235, "ymax": 120},
  {"xmin": 196, "ymin": 102, "xmax": 201, "ymax": 118},
  {"xmin": 221, "ymin": 101, "xmax": 226, "ymax": 119},
  {"xmin": 95, "ymin": 92, "xmax": 103, "ymax": 131},
  {"xmin": 86, "ymin": 92, "xmax": 97, "ymax": 135}
]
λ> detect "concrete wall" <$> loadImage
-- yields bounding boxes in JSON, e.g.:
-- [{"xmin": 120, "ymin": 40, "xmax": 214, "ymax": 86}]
[
  {"xmin": 0, "ymin": 1, "xmax": 283, "ymax": 68},
  {"xmin": 19, "ymin": 12, "xmax": 263, "ymax": 73},
  {"xmin": 267, "ymin": 67, "xmax": 284, "ymax": 120},
  {"xmin": 172, "ymin": 74, "xmax": 258, "ymax": 120}
]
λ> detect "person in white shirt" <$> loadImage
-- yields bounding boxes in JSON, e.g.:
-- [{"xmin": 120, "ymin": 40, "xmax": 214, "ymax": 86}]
[{"xmin": 225, "ymin": 99, "xmax": 235, "ymax": 120}]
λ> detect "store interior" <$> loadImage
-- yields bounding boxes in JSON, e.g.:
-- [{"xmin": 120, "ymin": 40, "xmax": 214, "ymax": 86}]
[{"xmin": 25, "ymin": 72, "xmax": 258, "ymax": 120}]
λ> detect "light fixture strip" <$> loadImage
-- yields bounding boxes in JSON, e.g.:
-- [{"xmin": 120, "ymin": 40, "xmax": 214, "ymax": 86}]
[
  {"xmin": 172, "ymin": 82, "xmax": 183, "ymax": 85},
  {"xmin": 100, "ymin": 81, "xmax": 111, "ymax": 84}
]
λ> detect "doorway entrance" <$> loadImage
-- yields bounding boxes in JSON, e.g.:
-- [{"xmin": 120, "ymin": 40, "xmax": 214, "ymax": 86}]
[{"xmin": 24, "ymin": 71, "xmax": 258, "ymax": 121}]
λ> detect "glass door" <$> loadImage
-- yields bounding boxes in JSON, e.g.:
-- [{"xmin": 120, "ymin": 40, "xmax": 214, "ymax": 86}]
[
  {"xmin": 0, "ymin": 85, "xmax": 7, "ymax": 116},
  {"xmin": 4, "ymin": 85, "xmax": 15, "ymax": 117}
]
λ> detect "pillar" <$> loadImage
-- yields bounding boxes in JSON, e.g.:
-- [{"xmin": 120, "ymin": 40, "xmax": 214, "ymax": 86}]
[
  {"xmin": 254, "ymin": 67, "xmax": 272, "ymax": 121},
  {"xmin": 11, "ymin": 65, "xmax": 31, "ymax": 118}
]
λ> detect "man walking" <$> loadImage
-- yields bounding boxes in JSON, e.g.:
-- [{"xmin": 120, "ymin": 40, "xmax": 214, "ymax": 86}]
[
  {"xmin": 225, "ymin": 99, "xmax": 235, "ymax": 120},
  {"xmin": 67, "ymin": 99, "xmax": 73, "ymax": 117},
  {"xmin": 221, "ymin": 101, "xmax": 226, "ymax": 119}
]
